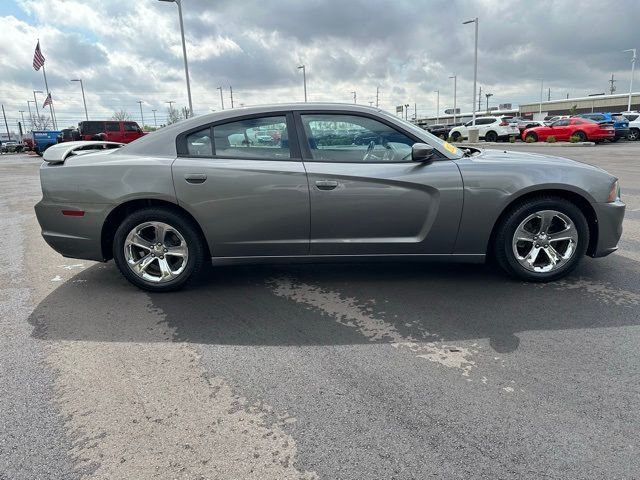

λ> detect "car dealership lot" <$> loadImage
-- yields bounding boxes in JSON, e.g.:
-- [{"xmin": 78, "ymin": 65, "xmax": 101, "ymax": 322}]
[{"xmin": 1, "ymin": 144, "xmax": 639, "ymax": 479}]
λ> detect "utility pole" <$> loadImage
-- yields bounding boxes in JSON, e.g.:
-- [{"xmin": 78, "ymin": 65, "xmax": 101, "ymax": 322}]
[
  {"xmin": 297, "ymin": 65, "xmax": 307, "ymax": 102},
  {"xmin": 26, "ymin": 101, "xmax": 34, "ymax": 129},
  {"xmin": 485, "ymin": 93, "xmax": 493, "ymax": 112},
  {"xmin": 152, "ymin": 109, "xmax": 157, "ymax": 128},
  {"xmin": 137, "ymin": 100, "xmax": 144, "ymax": 126},
  {"xmin": 2, "ymin": 105, "xmax": 11, "ymax": 141},
  {"xmin": 414, "ymin": 103, "xmax": 417, "ymax": 122},
  {"xmin": 352, "ymin": 91, "xmax": 357, "ymax": 104},
  {"xmin": 609, "ymin": 74, "xmax": 617, "ymax": 95},
  {"xmin": 217, "ymin": 86, "xmax": 224, "ymax": 110},
  {"xmin": 376, "ymin": 86, "xmax": 379, "ymax": 108},
  {"xmin": 404, "ymin": 104, "xmax": 410, "ymax": 121},
  {"xmin": 478, "ymin": 86, "xmax": 482, "ymax": 111},
  {"xmin": 229, "ymin": 86, "xmax": 234, "ymax": 108},
  {"xmin": 449, "ymin": 75, "xmax": 457, "ymax": 124},
  {"xmin": 548, "ymin": 87, "xmax": 551, "ymax": 101},
  {"xmin": 434, "ymin": 90, "xmax": 439, "ymax": 124}
]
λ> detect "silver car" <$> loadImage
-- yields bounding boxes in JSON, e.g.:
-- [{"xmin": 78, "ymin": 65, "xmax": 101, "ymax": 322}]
[{"xmin": 35, "ymin": 103, "xmax": 625, "ymax": 291}]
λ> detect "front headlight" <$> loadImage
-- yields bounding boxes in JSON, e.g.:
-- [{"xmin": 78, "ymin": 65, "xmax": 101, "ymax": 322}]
[{"xmin": 607, "ymin": 180, "xmax": 621, "ymax": 202}]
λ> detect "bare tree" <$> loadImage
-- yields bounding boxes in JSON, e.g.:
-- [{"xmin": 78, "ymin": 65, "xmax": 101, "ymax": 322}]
[
  {"xmin": 112, "ymin": 109, "xmax": 131, "ymax": 121},
  {"xmin": 32, "ymin": 114, "xmax": 52, "ymax": 130},
  {"xmin": 167, "ymin": 106, "xmax": 185, "ymax": 125}
]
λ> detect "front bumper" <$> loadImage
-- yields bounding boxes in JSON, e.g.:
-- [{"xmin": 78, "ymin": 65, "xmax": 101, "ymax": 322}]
[
  {"xmin": 35, "ymin": 200, "xmax": 110, "ymax": 262},
  {"xmin": 590, "ymin": 200, "xmax": 625, "ymax": 257}
]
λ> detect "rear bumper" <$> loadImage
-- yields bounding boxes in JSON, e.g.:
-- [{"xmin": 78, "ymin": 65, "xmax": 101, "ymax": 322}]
[
  {"xmin": 590, "ymin": 200, "xmax": 625, "ymax": 257},
  {"xmin": 35, "ymin": 200, "xmax": 110, "ymax": 262}
]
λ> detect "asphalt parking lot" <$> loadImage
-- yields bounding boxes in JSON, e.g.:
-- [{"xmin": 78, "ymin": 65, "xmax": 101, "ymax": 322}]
[{"xmin": 1, "ymin": 143, "xmax": 639, "ymax": 479}]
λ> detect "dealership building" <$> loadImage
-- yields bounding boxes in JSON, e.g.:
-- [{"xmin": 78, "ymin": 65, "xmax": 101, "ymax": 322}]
[{"xmin": 415, "ymin": 92, "xmax": 640, "ymax": 127}]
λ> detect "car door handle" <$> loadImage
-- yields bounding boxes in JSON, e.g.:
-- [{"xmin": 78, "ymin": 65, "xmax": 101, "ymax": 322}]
[
  {"xmin": 315, "ymin": 180, "xmax": 338, "ymax": 191},
  {"xmin": 184, "ymin": 173, "xmax": 207, "ymax": 184}
]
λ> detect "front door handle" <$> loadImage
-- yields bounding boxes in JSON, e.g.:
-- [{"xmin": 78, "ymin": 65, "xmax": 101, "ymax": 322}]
[
  {"xmin": 315, "ymin": 180, "xmax": 338, "ymax": 191},
  {"xmin": 185, "ymin": 173, "xmax": 207, "ymax": 184}
]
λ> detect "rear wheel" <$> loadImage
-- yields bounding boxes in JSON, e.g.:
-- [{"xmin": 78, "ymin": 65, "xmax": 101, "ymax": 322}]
[
  {"xmin": 485, "ymin": 131, "xmax": 498, "ymax": 142},
  {"xmin": 628, "ymin": 128, "xmax": 640, "ymax": 141},
  {"xmin": 573, "ymin": 130, "xmax": 587, "ymax": 142},
  {"xmin": 451, "ymin": 131, "xmax": 462, "ymax": 141},
  {"xmin": 113, "ymin": 208, "xmax": 206, "ymax": 292},
  {"xmin": 494, "ymin": 197, "xmax": 589, "ymax": 282}
]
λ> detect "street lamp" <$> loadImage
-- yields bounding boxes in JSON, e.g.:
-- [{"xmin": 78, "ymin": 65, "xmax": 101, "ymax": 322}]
[
  {"xmin": 297, "ymin": 65, "xmax": 307, "ymax": 102},
  {"xmin": 434, "ymin": 90, "xmax": 439, "ymax": 124},
  {"xmin": 539, "ymin": 79, "xmax": 544, "ymax": 115},
  {"xmin": 33, "ymin": 90, "xmax": 43, "ymax": 117},
  {"xmin": 70, "ymin": 79, "xmax": 88, "ymax": 120},
  {"xmin": 485, "ymin": 93, "xmax": 493, "ymax": 112},
  {"xmin": 137, "ymin": 100, "xmax": 144, "ymax": 126},
  {"xmin": 158, "ymin": 0, "xmax": 193, "ymax": 117},
  {"xmin": 449, "ymin": 76, "xmax": 457, "ymax": 124},
  {"xmin": 463, "ymin": 17, "xmax": 478, "ymax": 126},
  {"xmin": 623, "ymin": 48, "xmax": 636, "ymax": 111}
]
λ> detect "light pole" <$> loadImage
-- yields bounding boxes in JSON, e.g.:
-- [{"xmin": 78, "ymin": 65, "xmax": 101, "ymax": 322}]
[
  {"xmin": 26, "ymin": 101, "xmax": 35, "ymax": 129},
  {"xmin": 137, "ymin": 100, "xmax": 144, "ymax": 126},
  {"xmin": 152, "ymin": 109, "xmax": 158, "ymax": 128},
  {"xmin": 449, "ymin": 76, "xmax": 457, "ymax": 124},
  {"xmin": 33, "ymin": 90, "xmax": 43, "ymax": 118},
  {"xmin": 229, "ymin": 85, "xmax": 234, "ymax": 108},
  {"xmin": 70, "ymin": 79, "xmax": 88, "ymax": 120},
  {"xmin": 352, "ymin": 91, "xmax": 357, "ymax": 104},
  {"xmin": 623, "ymin": 48, "xmax": 636, "ymax": 111},
  {"xmin": 463, "ymin": 17, "xmax": 478, "ymax": 126},
  {"xmin": 539, "ymin": 79, "xmax": 544, "ymax": 115},
  {"xmin": 485, "ymin": 93, "xmax": 493, "ymax": 112},
  {"xmin": 297, "ymin": 65, "xmax": 307, "ymax": 102},
  {"xmin": 404, "ymin": 103, "xmax": 410, "ymax": 121},
  {"xmin": 434, "ymin": 90, "xmax": 439, "ymax": 124},
  {"xmin": 217, "ymin": 86, "xmax": 224, "ymax": 110},
  {"xmin": 158, "ymin": 0, "xmax": 193, "ymax": 117}
]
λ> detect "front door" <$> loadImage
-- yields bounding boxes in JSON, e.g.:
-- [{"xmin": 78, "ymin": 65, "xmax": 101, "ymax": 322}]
[
  {"xmin": 296, "ymin": 112, "xmax": 463, "ymax": 255},
  {"xmin": 172, "ymin": 113, "xmax": 310, "ymax": 257}
]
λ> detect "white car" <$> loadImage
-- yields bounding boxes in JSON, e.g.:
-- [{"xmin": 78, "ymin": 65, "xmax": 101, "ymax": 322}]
[
  {"xmin": 621, "ymin": 112, "xmax": 640, "ymax": 140},
  {"xmin": 449, "ymin": 116, "xmax": 520, "ymax": 142}
]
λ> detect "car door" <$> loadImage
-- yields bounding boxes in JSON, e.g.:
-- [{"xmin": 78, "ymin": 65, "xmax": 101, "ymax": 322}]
[
  {"xmin": 105, "ymin": 121, "xmax": 122, "ymax": 142},
  {"xmin": 172, "ymin": 112, "xmax": 310, "ymax": 257},
  {"xmin": 296, "ymin": 111, "xmax": 463, "ymax": 255},
  {"xmin": 550, "ymin": 119, "xmax": 571, "ymax": 140}
]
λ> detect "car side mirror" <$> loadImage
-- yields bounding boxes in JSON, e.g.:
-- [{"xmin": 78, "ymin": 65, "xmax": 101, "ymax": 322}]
[{"xmin": 411, "ymin": 143, "xmax": 435, "ymax": 163}]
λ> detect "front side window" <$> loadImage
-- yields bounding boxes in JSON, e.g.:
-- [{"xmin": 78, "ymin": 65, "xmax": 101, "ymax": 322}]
[
  {"xmin": 553, "ymin": 119, "xmax": 570, "ymax": 127},
  {"xmin": 213, "ymin": 116, "xmax": 290, "ymax": 160},
  {"xmin": 186, "ymin": 128, "xmax": 212, "ymax": 156},
  {"xmin": 124, "ymin": 122, "xmax": 140, "ymax": 132},
  {"xmin": 301, "ymin": 114, "xmax": 415, "ymax": 163}
]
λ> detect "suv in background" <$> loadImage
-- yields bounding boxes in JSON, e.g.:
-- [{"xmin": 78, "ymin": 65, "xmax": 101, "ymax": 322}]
[
  {"xmin": 576, "ymin": 113, "xmax": 629, "ymax": 140},
  {"xmin": 448, "ymin": 116, "xmax": 519, "ymax": 142},
  {"xmin": 77, "ymin": 121, "xmax": 145, "ymax": 143}
]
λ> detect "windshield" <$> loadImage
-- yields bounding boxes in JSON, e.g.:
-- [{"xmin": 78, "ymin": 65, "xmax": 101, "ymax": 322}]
[{"xmin": 381, "ymin": 112, "xmax": 464, "ymax": 159}]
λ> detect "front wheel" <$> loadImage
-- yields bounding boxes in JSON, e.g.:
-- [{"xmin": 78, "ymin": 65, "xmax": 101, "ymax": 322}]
[
  {"xmin": 525, "ymin": 132, "xmax": 538, "ymax": 143},
  {"xmin": 113, "ymin": 208, "xmax": 206, "ymax": 292},
  {"xmin": 494, "ymin": 197, "xmax": 589, "ymax": 282},
  {"xmin": 628, "ymin": 128, "xmax": 640, "ymax": 141}
]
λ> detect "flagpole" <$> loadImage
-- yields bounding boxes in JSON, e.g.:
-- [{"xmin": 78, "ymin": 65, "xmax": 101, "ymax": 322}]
[{"xmin": 41, "ymin": 64, "xmax": 57, "ymax": 129}]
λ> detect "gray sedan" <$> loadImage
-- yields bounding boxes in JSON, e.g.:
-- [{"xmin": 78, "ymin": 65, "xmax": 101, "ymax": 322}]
[{"xmin": 35, "ymin": 104, "xmax": 625, "ymax": 291}]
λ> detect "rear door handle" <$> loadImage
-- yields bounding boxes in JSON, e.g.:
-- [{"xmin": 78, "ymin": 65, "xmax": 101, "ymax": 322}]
[
  {"xmin": 315, "ymin": 180, "xmax": 338, "ymax": 191},
  {"xmin": 185, "ymin": 173, "xmax": 207, "ymax": 184}
]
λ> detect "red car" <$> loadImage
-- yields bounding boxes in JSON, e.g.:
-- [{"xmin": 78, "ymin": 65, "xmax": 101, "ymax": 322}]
[{"xmin": 522, "ymin": 118, "xmax": 615, "ymax": 143}]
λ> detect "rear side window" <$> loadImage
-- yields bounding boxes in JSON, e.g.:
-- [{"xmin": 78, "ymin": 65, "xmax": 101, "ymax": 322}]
[
  {"xmin": 212, "ymin": 116, "xmax": 290, "ymax": 160},
  {"xmin": 80, "ymin": 122, "xmax": 104, "ymax": 135},
  {"xmin": 477, "ymin": 118, "xmax": 495, "ymax": 125},
  {"xmin": 186, "ymin": 128, "xmax": 212, "ymax": 156},
  {"xmin": 106, "ymin": 122, "xmax": 120, "ymax": 132}
]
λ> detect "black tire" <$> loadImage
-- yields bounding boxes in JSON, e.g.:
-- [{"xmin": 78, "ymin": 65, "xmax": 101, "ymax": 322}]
[
  {"xmin": 628, "ymin": 128, "xmax": 640, "ymax": 141},
  {"xmin": 451, "ymin": 131, "xmax": 462, "ymax": 141},
  {"xmin": 493, "ymin": 196, "xmax": 589, "ymax": 282},
  {"xmin": 573, "ymin": 130, "xmax": 587, "ymax": 142},
  {"xmin": 525, "ymin": 132, "xmax": 538, "ymax": 142},
  {"xmin": 485, "ymin": 131, "xmax": 498, "ymax": 142},
  {"xmin": 112, "ymin": 207, "xmax": 206, "ymax": 292}
]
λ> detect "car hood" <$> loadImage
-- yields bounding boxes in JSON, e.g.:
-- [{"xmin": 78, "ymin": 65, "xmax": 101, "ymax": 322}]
[{"xmin": 468, "ymin": 148, "xmax": 608, "ymax": 173}]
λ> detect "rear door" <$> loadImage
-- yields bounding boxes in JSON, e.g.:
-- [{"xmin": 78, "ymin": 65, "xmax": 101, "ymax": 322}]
[
  {"xmin": 105, "ymin": 121, "xmax": 123, "ymax": 142},
  {"xmin": 172, "ymin": 112, "xmax": 310, "ymax": 257},
  {"xmin": 296, "ymin": 111, "xmax": 463, "ymax": 255}
]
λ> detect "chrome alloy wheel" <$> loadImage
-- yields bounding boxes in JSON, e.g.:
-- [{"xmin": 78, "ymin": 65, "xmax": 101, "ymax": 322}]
[
  {"xmin": 512, "ymin": 210, "xmax": 578, "ymax": 273},
  {"xmin": 124, "ymin": 221, "xmax": 189, "ymax": 283}
]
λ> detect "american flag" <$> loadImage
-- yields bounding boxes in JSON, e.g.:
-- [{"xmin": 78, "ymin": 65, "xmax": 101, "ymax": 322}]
[
  {"xmin": 33, "ymin": 41, "xmax": 45, "ymax": 71},
  {"xmin": 42, "ymin": 93, "xmax": 52, "ymax": 108}
]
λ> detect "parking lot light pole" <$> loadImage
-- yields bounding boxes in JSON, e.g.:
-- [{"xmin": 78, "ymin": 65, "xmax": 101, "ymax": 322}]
[
  {"xmin": 217, "ymin": 87, "xmax": 224, "ymax": 110},
  {"xmin": 26, "ymin": 101, "xmax": 35, "ymax": 129},
  {"xmin": 137, "ymin": 100, "xmax": 144, "ymax": 126},
  {"xmin": 297, "ymin": 65, "xmax": 307, "ymax": 102},
  {"xmin": 463, "ymin": 18, "xmax": 478, "ymax": 126},
  {"xmin": 433, "ymin": 90, "xmax": 439, "ymax": 123},
  {"xmin": 70, "ymin": 79, "xmax": 88, "ymax": 120},
  {"xmin": 623, "ymin": 49, "xmax": 636, "ymax": 111},
  {"xmin": 449, "ymin": 76, "xmax": 457, "ymax": 124},
  {"xmin": 158, "ymin": 0, "xmax": 193, "ymax": 117},
  {"xmin": 539, "ymin": 79, "xmax": 544, "ymax": 115}
]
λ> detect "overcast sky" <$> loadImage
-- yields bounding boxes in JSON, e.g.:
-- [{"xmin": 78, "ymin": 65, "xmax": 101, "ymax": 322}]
[{"xmin": 0, "ymin": 0, "xmax": 638, "ymax": 129}]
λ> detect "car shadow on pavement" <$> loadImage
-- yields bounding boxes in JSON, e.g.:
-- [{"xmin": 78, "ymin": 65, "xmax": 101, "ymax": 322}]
[{"xmin": 28, "ymin": 255, "xmax": 640, "ymax": 354}]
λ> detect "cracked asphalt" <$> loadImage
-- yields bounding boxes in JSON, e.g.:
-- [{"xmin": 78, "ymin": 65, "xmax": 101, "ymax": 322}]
[{"xmin": 1, "ymin": 143, "xmax": 639, "ymax": 479}]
